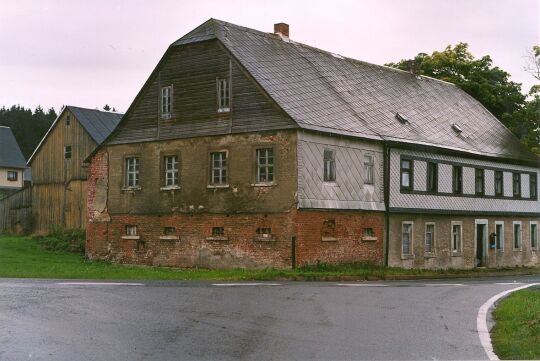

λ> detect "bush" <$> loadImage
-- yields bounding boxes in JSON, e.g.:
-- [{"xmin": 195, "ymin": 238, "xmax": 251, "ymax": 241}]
[{"xmin": 33, "ymin": 227, "xmax": 85, "ymax": 254}]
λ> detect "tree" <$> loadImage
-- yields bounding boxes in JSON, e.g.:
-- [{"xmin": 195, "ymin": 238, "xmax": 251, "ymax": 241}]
[{"xmin": 386, "ymin": 43, "xmax": 537, "ymax": 152}]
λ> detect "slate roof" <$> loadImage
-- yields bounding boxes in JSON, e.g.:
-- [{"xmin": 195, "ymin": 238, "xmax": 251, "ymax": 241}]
[
  {"xmin": 172, "ymin": 19, "xmax": 537, "ymax": 163},
  {"xmin": 28, "ymin": 106, "xmax": 123, "ymax": 164},
  {"xmin": 0, "ymin": 126, "xmax": 26, "ymax": 168}
]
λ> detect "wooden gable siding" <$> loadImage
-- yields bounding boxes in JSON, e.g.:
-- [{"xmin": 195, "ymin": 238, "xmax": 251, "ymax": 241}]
[
  {"xmin": 30, "ymin": 109, "xmax": 97, "ymax": 184},
  {"xmin": 109, "ymin": 40, "xmax": 296, "ymax": 145}
]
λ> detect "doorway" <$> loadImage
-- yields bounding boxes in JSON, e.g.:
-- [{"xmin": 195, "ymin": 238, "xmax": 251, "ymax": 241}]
[{"xmin": 475, "ymin": 220, "xmax": 488, "ymax": 267}]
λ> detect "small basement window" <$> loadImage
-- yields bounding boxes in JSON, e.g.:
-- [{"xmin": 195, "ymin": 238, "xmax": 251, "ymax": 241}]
[
  {"xmin": 164, "ymin": 227, "xmax": 176, "ymax": 235},
  {"xmin": 256, "ymin": 227, "xmax": 272, "ymax": 237},
  {"xmin": 126, "ymin": 225, "xmax": 138, "ymax": 236},
  {"xmin": 362, "ymin": 228, "xmax": 375, "ymax": 237},
  {"xmin": 212, "ymin": 227, "xmax": 225, "ymax": 236},
  {"xmin": 321, "ymin": 219, "xmax": 336, "ymax": 239}
]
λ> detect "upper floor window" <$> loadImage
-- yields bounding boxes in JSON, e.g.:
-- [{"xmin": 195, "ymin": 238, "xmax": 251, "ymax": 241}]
[
  {"xmin": 164, "ymin": 155, "xmax": 179, "ymax": 187},
  {"xmin": 452, "ymin": 165, "xmax": 463, "ymax": 194},
  {"xmin": 475, "ymin": 168, "xmax": 484, "ymax": 195},
  {"xmin": 513, "ymin": 221, "xmax": 522, "ymax": 250},
  {"xmin": 125, "ymin": 157, "xmax": 140, "ymax": 188},
  {"xmin": 530, "ymin": 174, "xmax": 537, "ymax": 199},
  {"xmin": 210, "ymin": 151, "xmax": 227, "ymax": 186},
  {"xmin": 364, "ymin": 154, "xmax": 374, "ymax": 185},
  {"xmin": 323, "ymin": 149, "xmax": 336, "ymax": 182},
  {"xmin": 426, "ymin": 162, "xmax": 438, "ymax": 193},
  {"xmin": 217, "ymin": 78, "xmax": 230, "ymax": 112},
  {"xmin": 161, "ymin": 85, "xmax": 172, "ymax": 117},
  {"xmin": 495, "ymin": 221, "xmax": 504, "ymax": 251},
  {"xmin": 512, "ymin": 173, "xmax": 521, "ymax": 198},
  {"xmin": 400, "ymin": 159, "xmax": 413, "ymax": 190},
  {"xmin": 7, "ymin": 171, "xmax": 17, "ymax": 181},
  {"xmin": 256, "ymin": 148, "xmax": 274, "ymax": 184},
  {"xmin": 66, "ymin": 115, "xmax": 71, "ymax": 126},
  {"xmin": 64, "ymin": 145, "xmax": 72, "ymax": 160},
  {"xmin": 494, "ymin": 171, "xmax": 504, "ymax": 196}
]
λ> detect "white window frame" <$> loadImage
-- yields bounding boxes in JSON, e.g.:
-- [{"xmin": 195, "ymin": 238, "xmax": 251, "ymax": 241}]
[
  {"xmin": 164, "ymin": 155, "xmax": 179, "ymax": 187},
  {"xmin": 401, "ymin": 221, "xmax": 414, "ymax": 258},
  {"xmin": 530, "ymin": 221, "xmax": 538, "ymax": 250},
  {"xmin": 495, "ymin": 221, "xmax": 505, "ymax": 252},
  {"xmin": 513, "ymin": 221, "xmax": 522, "ymax": 251},
  {"xmin": 256, "ymin": 148, "xmax": 274, "ymax": 184},
  {"xmin": 210, "ymin": 151, "xmax": 228, "ymax": 186},
  {"xmin": 125, "ymin": 157, "xmax": 140, "ymax": 188},
  {"xmin": 451, "ymin": 221, "xmax": 463, "ymax": 254},
  {"xmin": 363, "ymin": 154, "xmax": 374, "ymax": 185},
  {"xmin": 161, "ymin": 85, "xmax": 172, "ymax": 118},
  {"xmin": 425, "ymin": 222, "xmax": 435, "ymax": 254},
  {"xmin": 217, "ymin": 78, "xmax": 230, "ymax": 112}
]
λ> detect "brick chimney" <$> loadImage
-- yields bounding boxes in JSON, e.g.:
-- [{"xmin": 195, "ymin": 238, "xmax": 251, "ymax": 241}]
[{"xmin": 274, "ymin": 22, "xmax": 289, "ymax": 37}]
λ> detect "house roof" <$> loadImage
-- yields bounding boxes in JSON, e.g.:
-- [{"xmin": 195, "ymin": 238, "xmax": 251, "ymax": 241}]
[
  {"xmin": 28, "ymin": 106, "xmax": 123, "ymax": 164},
  {"xmin": 0, "ymin": 126, "xmax": 26, "ymax": 168},
  {"xmin": 170, "ymin": 19, "xmax": 537, "ymax": 163}
]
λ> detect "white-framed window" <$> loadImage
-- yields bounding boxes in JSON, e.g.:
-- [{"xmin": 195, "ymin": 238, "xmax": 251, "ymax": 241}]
[
  {"xmin": 125, "ymin": 157, "xmax": 140, "ymax": 188},
  {"xmin": 425, "ymin": 222, "xmax": 435, "ymax": 253},
  {"xmin": 210, "ymin": 151, "xmax": 227, "ymax": 186},
  {"xmin": 164, "ymin": 155, "xmax": 179, "ymax": 187},
  {"xmin": 323, "ymin": 149, "xmax": 336, "ymax": 182},
  {"xmin": 513, "ymin": 221, "xmax": 522, "ymax": 250},
  {"xmin": 64, "ymin": 145, "xmax": 72, "ymax": 159},
  {"xmin": 364, "ymin": 154, "xmax": 374, "ymax": 184},
  {"xmin": 401, "ymin": 221, "xmax": 413, "ymax": 257},
  {"xmin": 530, "ymin": 221, "xmax": 538, "ymax": 250},
  {"xmin": 125, "ymin": 225, "xmax": 137, "ymax": 236},
  {"xmin": 495, "ymin": 221, "xmax": 504, "ymax": 251},
  {"xmin": 451, "ymin": 221, "xmax": 463, "ymax": 253},
  {"xmin": 256, "ymin": 148, "xmax": 274, "ymax": 184},
  {"xmin": 217, "ymin": 78, "xmax": 230, "ymax": 112},
  {"xmin": 161, "ymin": 85, "xmax": 172, "ymax": 117},
  {"xmin": 7, "ymin": 171, "xmax": 17, "ymax": 181}
]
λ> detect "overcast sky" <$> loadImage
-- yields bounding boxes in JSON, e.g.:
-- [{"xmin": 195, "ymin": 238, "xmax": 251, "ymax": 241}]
[{"xmin": 0, "ymin": 0, "xmax": 538, "ymax": 113}]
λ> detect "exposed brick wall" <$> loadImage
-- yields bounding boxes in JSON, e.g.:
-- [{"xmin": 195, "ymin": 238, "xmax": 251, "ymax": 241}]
[
  {"xmin": 86, "ymin": 150, "xmax": 110, "ymax": 258},
  {"xmin": 295, "ymin": 210, "xmax": 384, "ymax": 266}
]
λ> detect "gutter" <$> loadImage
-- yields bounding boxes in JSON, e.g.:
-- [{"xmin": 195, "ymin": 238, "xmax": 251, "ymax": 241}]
[{"xmin": 383, "ymin": 141, "xmax": 391, "ymax": 266}]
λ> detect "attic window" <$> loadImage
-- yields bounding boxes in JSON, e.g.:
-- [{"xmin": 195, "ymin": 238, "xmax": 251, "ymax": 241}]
[
  {"xmin": 66, "ymin": 115, "xmax": 71, "ymax": 126},
  {"xmin": 452, "ymin": 123, "xmax": 463, "ymax": 134},
  {"xmin": 395, "ymin": 113, "xmax": 408, "ymax": 124}
]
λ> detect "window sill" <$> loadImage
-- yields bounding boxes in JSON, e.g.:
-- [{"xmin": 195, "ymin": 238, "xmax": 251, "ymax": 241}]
[
  {"xmin": 401, "ymin": 254, "xmax": 414, "ymax": 260},
  {"xmin": 159, "ymin": 235, "xmax": 179, "ymax": 240},
  {"xmin": 451, "ymin": 252, "xmax": 463, "ymax": 257},
  {"xmin": 323, "ymin": 182, "xmax": 338, "ymax": 187},
  {"xmin": 161, "ymin": 113, "xmax": 173, "ymax": 120},
  {"xmin": 321, "ymin": 237, "xmax": 338, "ymax": 242},
  {"xmin": 496, "ymin": 249, "xmax": 505, "ymax": 253},
  {"xmin": 360, "ymin": 236, "xmax": 377, "ymax": 242},
  {"xmin": 207, "ymin": 184, "xmax": 229, "ymax": 189},
  {"xmin": 217, "ymin": 108, "xmax": 230, "ymax": 113},
  {"xmin": 253, "ymin": 236, "xmax": 276, "ymax": 242},
  {"xmin": 251, "ymin": 183, "xmax": 276, "ymax": 187},
  {"xmin": 122, "ymin": 235, "xmax": 140, "ymax": 240},
  {"xmin": 206, "ymin": 236, "xmax": 229, "ymax": 242},
  {"xmin": 512, "ymin": 249, "xmax": 523, "ymax": 252},
  {"xmin": 122, "ymin": 187, "xmax": 142, "ymax": 192},
  {"xmin": 160, "ymin": 186, "xmax": 181, "ymax": 191},
  {"xmin": 424, "ymin": 253, "xmax": 437, "ymax": 258}
]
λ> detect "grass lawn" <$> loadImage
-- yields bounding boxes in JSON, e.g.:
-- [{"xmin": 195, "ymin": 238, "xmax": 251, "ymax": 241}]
[
  {"xmin": 491, "ymin": 287, "xmax": 540, "ymax": 360},
  {"xmin": 0, "ymin": 235, "xmax": 538, "ymax": 281}
]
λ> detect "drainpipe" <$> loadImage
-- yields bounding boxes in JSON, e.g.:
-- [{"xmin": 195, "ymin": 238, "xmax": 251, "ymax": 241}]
[{"xmin": 383, "ymin": 142, "xmax": 391, "ymax": 266}]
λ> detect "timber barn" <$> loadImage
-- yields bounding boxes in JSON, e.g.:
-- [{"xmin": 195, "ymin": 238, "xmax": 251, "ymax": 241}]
[
  {"xmin": 86, "ymin": 19, "xmax": 540, "ymax": 269},
  {"xmin": 28, "ymin": 106, "xmax": 122, "ymax": 233}
]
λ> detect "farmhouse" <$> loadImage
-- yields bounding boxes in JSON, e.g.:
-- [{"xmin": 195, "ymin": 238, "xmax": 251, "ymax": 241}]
[
  {"xmin": 28, "ymin": 106, "xmax": 122, "ymax": 233},
  {"xmin": 86, "ymin": 19, "xmax": 539, "ymax": 269},
  {"xmin": 0, "ymin": 126, "xmax": 27, "ymax": 199}
]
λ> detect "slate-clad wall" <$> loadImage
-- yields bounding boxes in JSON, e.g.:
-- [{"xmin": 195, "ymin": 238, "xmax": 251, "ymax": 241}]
[
  {"xmin": 389, "ymin": 149, "xmax": 540, "ymax": 214},
  {"xmin": 297, "ymin": 131, "xmax": 385, "ymax": 211}
]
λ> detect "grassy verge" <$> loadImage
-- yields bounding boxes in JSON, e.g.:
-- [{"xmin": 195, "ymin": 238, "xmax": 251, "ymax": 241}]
[
  {"xmin": 0, "ymin": 235, "xmax": 538, "ymax": 281},
  {"xmin": 491, "ymin": 287, "xmax": 540, "ymax": 360}
]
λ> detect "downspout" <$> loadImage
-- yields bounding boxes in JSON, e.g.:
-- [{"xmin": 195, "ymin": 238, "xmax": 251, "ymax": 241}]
[{"xmin": 383, "ymin": 141, "xmax": 391, "ymax": 266}]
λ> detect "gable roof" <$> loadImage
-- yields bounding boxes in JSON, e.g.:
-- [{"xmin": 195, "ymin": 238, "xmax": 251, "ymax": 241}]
[
  {"xmin": 28, "ymin": 106, "xmax": 123, "ymax": 164},
  {"xmin": 170, "ymin": 19, "xmax": 536, "ymax": 163},
  {"xmin": 0, "ymin": 126, "xmax": 26, "ymax": 168}
]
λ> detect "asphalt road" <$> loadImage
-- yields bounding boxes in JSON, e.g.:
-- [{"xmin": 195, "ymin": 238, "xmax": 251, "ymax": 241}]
[{"xmin": 1, "ymin": 275, "xmax": 539, "ymax": 361}]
